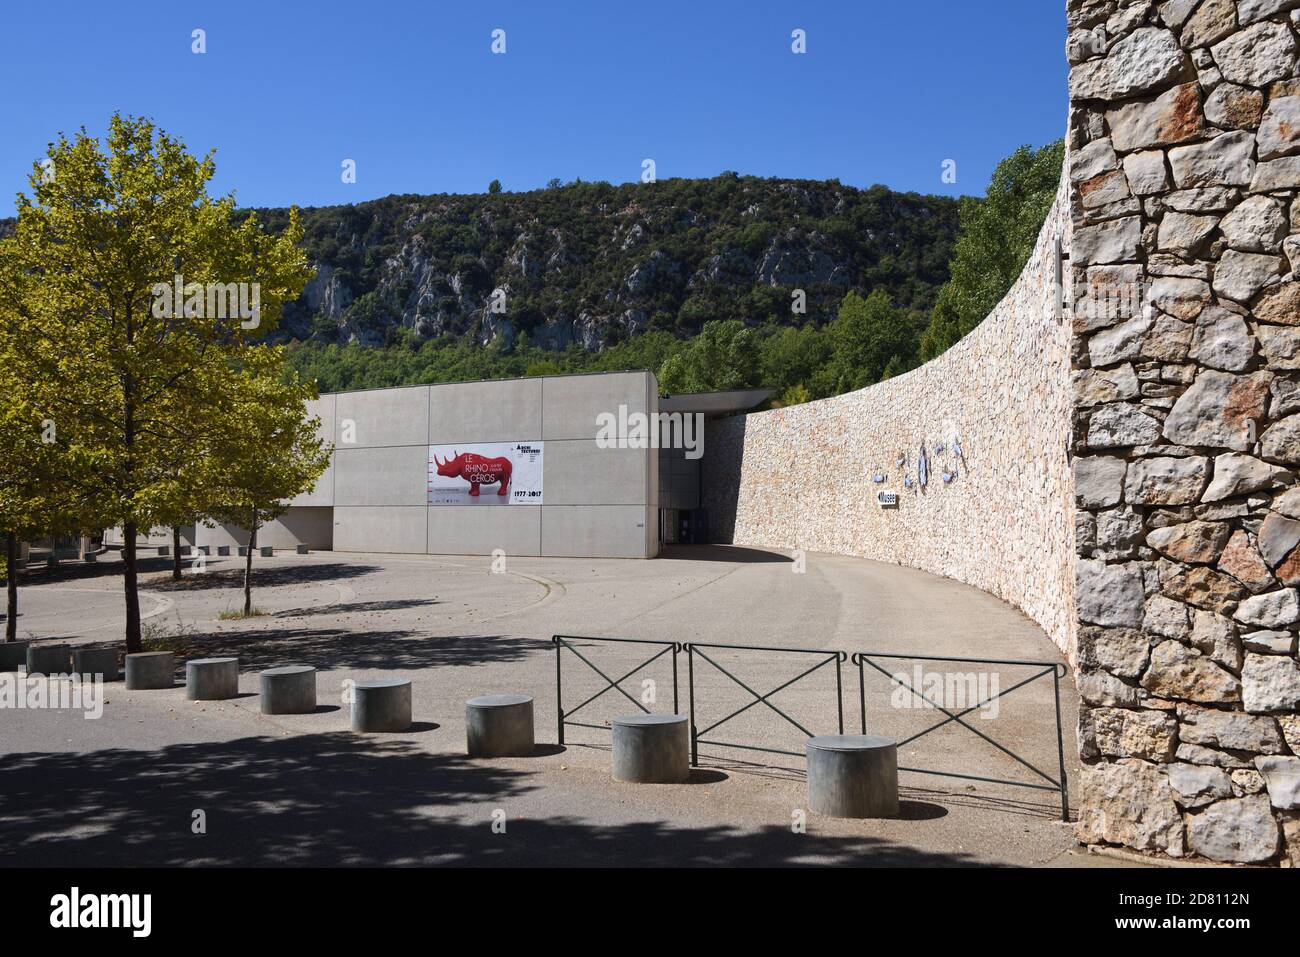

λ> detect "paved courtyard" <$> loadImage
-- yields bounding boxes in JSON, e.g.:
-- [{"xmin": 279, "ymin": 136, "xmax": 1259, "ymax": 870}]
[{"xmin": 0, "ymin": 545, "xmax": 1105, "ymax": 867}]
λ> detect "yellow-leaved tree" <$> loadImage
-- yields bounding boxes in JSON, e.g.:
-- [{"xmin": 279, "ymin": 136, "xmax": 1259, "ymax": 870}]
[
  {"xmin": 0, "ymin": 114, "xmax": 313, "ymax": 652},
  {"xmin": 200, "ymin": 349, "xmax": 332, "ymax": 617}
]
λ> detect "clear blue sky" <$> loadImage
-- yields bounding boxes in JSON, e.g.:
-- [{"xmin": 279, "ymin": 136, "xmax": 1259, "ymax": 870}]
[{"xmin": 0, "ymin": 1, "xmax": 1067, "ymax": 217}]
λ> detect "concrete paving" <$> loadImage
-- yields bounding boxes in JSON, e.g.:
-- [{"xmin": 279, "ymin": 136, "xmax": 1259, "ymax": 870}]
[{"xmin": 0, "ymin": 545, "xmax": 1116, "ymax": 867}]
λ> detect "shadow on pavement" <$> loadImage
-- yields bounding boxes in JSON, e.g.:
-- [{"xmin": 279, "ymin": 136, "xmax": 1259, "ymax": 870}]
[
  {"xmin": 182, "ymin": 627, "xmax": 545, "ymax": 672},
  {"xmin": 0, "ymin": 734, "xmax": 985, "ymax": 867},
  {"xmin": 147, "ymin": 562, "xmax": 380, "ymax": 592},
  {"xmin": 659, "ymin": 544, "xmax": 793, "ymax": 564},
  {"xmin": 273, "ymin": 598, "xmax": 442, "ymax": 619}
]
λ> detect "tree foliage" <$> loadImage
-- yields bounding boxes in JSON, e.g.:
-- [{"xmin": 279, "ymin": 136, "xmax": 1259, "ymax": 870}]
[
  {"xmin": 200, "ymin": 349, "xmax": 331, "ymax": 615},
  {"xmin": 0, "ymin": 114, "xmax": 313, "ymax": 651},
  {"xmin": 920, "ymin": 140, "xmax": 1064, "ymax": 361}
]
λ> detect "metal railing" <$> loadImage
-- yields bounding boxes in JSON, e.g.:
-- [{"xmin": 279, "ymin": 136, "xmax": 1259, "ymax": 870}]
[
  {"xmin": 551, "ymin": 635, "xmax": 1070, "ymax": 821},
  {"xmin": 552, "ymin": 635, "xmax": 680, "ymax": 745},
  {"xmin": 852, "ymin": 652, "xmax": 1069, "ymax": 821},
  {"xmin": 684, "ymin": 642, "xmax": 847, "ymax": 766}
]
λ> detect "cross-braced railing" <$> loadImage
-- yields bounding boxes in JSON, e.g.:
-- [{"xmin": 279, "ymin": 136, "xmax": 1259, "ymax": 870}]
[
  {"xmin": 852, "ymin": 652, "xmax": 1070, "ymax": 821},
  {"xmin": 551, "ymin": 635, "xmax": 680, "ymax": 745},
  {"xmin": 684, "ymin": 642, "xmax": 847, "ymax": 765}
]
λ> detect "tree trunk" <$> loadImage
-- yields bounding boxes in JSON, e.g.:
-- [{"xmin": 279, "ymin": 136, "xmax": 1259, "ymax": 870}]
[
  {"xmin": 243, "ymin": 509, "xmax": 259, "ymax": 617},
  {"xmin": 171, "ymin": 526, "xmax": 183, "ymax": 580},
  {"xmin": 5, "ymin": 532, "xmax": 17, "ymax": 643},
  {"xmin": 124, "ymin": 522, "xmax": 142, "ymax": 653}
]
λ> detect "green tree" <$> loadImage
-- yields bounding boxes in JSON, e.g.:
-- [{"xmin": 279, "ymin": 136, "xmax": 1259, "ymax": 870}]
[
  {"xmin": 0, "ymin": 115, "xmax": 313, "ymax": 652},
  {"xmin": 657, "ymin": 320, "xmax": 761, "ymax": 393},
  {"xmin": 822, "ymin": 290, "xmax": 916, "ymax": 394},
  {"xmin": 488, "ymin": 179, "xmax": 502, "ymax": 194},
  {"xmin": 0, "ymin": 247, "xmax": 105, "ymax": 642},
  {"xmin": 201, "ymin": 351, "xmax": 331, "ymax": 616},
  {"xmin": 920, "ymin": 140, "xmax": 1064, "ymax": 361},
  {"xmin": 760, "ymin": 324, "xmax": 831, "ymax": 395}
]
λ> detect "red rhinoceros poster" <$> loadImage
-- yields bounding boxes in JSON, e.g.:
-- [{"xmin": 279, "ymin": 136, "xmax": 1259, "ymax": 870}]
[{"xmin": 427, "ymin": 442, "xmax": 544, "ymax": 505}]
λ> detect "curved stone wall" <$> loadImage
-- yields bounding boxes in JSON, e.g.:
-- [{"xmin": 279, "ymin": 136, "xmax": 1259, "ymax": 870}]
[
  {"xmin": 703, "ymin": 174, "xmax": 1077, "ymax": 654},
  {"xmin": 709, "ymin": 2, "xmax": 1300, "ymax": 865}
]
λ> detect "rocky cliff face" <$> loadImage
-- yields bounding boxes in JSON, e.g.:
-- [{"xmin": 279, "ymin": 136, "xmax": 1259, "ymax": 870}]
[{"xmin": 255, "ymin": 174, "xmax": 959, "ymax": 349}]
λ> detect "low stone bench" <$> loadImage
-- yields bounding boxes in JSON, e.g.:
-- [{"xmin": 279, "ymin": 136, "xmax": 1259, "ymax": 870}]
[
  {"xmin": 259, "ymin": 546, "xmax": 273, "ymax": 557},
  {"xmin": 611, "ymin": 714, "xmax": 689, "ymax": 783},
  {"xmin": 466, "ymin": 694, "xmax": 535, "ymax": 757},
  {"xmin": 806, "ymin": 734, "xmax": 899, "ymax": 818},
  {"xmin": 186, "ymin": 657, "xmax": 239, "ymax": 700},
  {"xmin": 125, "ymin": 652, "xmax": 175, "ymax": 690},
  {"xmin": 74, "ymin": 648, "xmax": 119, "ymax": 682},
  {"xmin": 0, "ymin": 640, "xmax": 31, "ymax": 671},
  {"xmin": 260, "ymin": 665, "xmax": 317, "ymax": 714},
  {"xmin": 27, "ymin": 643, "xmax": 72, "ymax": 676},
  {"xmin": 351, "ymin": 678, "xmax": 411, "ymax": 732}
]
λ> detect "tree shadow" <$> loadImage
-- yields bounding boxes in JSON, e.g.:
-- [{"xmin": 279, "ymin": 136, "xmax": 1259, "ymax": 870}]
[
  {"xmin": 9, "ymin": 555, "xmax": 174, "ymax": 584},
  {"xmin": 180, "ymin": 627, "xmax": 545, "ymax": 671},
  {"xmin": 146, "ymin": 562, "xmax": 380, "ymax": 592},
  {"xmin": 273, "ymin": 598, "xmax": 442, "ymax": 619},
  {"xmin": 0, "ymin": 734, "xmax": 985, "ymax": 867}
]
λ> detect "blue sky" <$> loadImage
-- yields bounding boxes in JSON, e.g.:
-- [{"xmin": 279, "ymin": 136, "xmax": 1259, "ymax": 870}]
[{"xmin": 0, "ymin": 1, "xmax": 1067, "ymax": 216}]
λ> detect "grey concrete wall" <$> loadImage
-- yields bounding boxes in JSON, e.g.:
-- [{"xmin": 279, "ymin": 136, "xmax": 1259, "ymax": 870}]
[
  {"xmin": 297, "ymin": 370, "xmax": 658, "ymax": 558},
  {"xmin": 196, "ymin": 508, "xmax": 334, "ymax": 551}
]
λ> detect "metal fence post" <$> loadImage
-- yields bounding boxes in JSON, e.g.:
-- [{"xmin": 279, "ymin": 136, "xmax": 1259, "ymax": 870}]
[
  {"xmin": 835, "ymin": 653, "xmax": 844, "ymax": 734},
  {"xmin": 1052, "ymin": 665, "xmax": 1069, "ymax": 822},
  {"xmin": 555, "ymin": 637, "xmax": 564, "ymax": 746},
  {"xmin": 856, "ymin": 654, "xmax": 867, "ymax": 734},
  {"xmin": 688, "ymin": 644, "xmax": 698, "ymax": 767}
]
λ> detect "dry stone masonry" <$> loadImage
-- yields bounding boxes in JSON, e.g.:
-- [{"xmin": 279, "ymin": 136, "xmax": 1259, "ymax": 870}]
[
  {"xmin": 1068, "ymin": 0, "xmax": 1300, "ymax": 864},
  {"xmin": 703, "ymin": 178, "xmax": 1076, "ymax": 653}
]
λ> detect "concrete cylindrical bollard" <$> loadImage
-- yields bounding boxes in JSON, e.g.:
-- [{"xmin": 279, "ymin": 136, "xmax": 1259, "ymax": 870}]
[
  {"xmin": 0, "ymin": 640, "xmax": 32, "ymax": 672},
  {"xmin": 260, "ymin": 665, "xmax": 317, "ymax": 714},
  {"xmin": 466, "ymin": 694, "xmax": 535, "ymax": 757},
  {"xmin": 27, "ymin": 644, "xmax": 71, "ymax": 676},
  {"xmin": 186, "ymin": 657, "xmax": 239, "ymax": 700},
  {"xmin": 74, "ymin": 648, "xmax": 119, "ymax": 682},
  {"xmin": 351, "ymin": 678, "xmax": 412, "ymax": 732},
  {"xmin": 806, "ymin": 734, "xmax": 899, "ymax": 819},
  {"xmin": 611, "ymin": 714, "xmax": 690, "ymax": 783},
  {"xmin": 125, "ymin": 652, "xmax": 175, "ymax": 690}
]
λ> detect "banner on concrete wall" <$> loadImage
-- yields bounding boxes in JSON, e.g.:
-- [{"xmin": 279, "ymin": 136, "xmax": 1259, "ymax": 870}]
[{"xmin": 427, "ymin": 442, "xmax": 544, "ymax": 505}]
